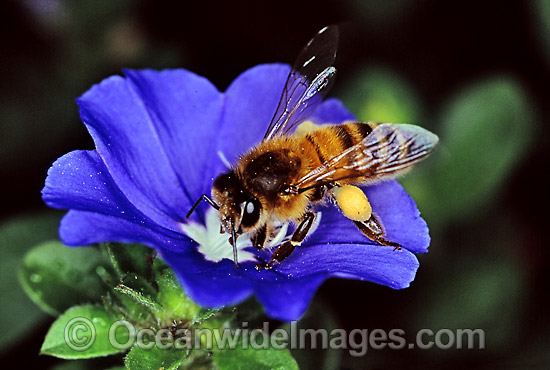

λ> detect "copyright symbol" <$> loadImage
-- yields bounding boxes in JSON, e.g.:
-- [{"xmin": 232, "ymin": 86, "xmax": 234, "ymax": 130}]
[{"xmin": 64, "ymin": 317, "xmax": 96, "ymax": 351}]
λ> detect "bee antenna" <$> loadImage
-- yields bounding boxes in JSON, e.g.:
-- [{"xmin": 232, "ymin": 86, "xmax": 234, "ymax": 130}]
[
  {"xmin": 230, "ymin": 218, "xmax": 239, "ymax": 269},
  {"xmin": 186, "ymin": 194, "xmax": 220, "ymax": 219}
]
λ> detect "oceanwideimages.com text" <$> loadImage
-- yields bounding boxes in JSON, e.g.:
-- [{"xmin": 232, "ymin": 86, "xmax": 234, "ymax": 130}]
[{"xmin": 65, "ymin": 318, "xmax": 485, "ymax": 357}]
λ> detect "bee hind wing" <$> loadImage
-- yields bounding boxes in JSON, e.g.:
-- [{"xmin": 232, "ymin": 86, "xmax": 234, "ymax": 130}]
[
  {"xmin": 293, "ymin": 123, "xmax": 439, "ymax": 191},
  {"xmin": 357, "ymin": 123, "xmax": 439, "ymax": 178}
]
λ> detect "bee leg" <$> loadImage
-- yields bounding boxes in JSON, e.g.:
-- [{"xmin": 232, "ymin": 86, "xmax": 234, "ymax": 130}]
[
  {"xmin": 308, "ymin": 185, "xmax": 326, "ymax": 202},
  {"xmin": 354, "ymin": 213, "xmax": 402, "ymax": 251},
  {"xmin": 251, "ymin": 224, "xmax": 267, "ymax": 250},
  {"xmin": 256, "ymin": 212, "xmax": 315, "ymax": 270}
]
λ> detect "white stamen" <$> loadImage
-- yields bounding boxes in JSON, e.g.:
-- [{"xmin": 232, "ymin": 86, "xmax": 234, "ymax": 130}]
[{"xmin": 180, "ymin": 208, "xmax": 256, "ymax": 263}]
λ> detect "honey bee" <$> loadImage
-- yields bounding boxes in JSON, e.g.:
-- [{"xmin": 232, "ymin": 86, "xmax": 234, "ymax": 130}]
[{"xmin": 186, "ymin": 26, "xmax": 439, "ymax": 270}]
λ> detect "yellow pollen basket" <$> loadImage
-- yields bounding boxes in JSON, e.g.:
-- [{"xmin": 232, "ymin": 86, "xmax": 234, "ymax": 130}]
[{"xmin": 332, "ymin": 185, "xmax": 372, "ymax": 222}]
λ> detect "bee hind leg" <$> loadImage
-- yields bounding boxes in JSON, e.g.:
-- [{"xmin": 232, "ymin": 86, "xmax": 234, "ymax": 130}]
[
  {"xmin": 354, "ymin": 214, "xmax": 402, "ymax": 251},
  {"xmin": 255, "ymin": 212, "xmax": 315, "ymax": 271}
]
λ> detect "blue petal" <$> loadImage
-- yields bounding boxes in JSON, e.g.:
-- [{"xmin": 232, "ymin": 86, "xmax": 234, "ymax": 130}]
[
  {"xmin": 43, "ymin": 150, "xmax": 186, "ymax": 247},
  {"xmin": 122, "ymin": 69, "xmax": 224, "ymax": 199},
  {"xmin": 309, "ymin": 97, "xmax": 357, "ymax": 124},
  {"xmin": 60, "ymin": 210, "xmax": 190, "ymax": 252},
  {"xmin": 162, "ymin": 241, "xmax": 417, "ymax": 321},
  {"xmin": 160, "ymin": 246, "xmax": 325, "ymax": 321},
  {"xmin": 273, "ymin": 242, "xmax": 420, "ymax": 289},
  {"xmin": 365, "ymin": 181, "xmax": 430, "ymax": 253},
  {"xmin": 213, "ymin": 64, "xmax": 291, "ymax": 174},
  {"xmin": 252, "ymin": 274, "xmax": 326, "ymax": 321},
  {"xmin": 77, "ymin": 70, "xmax": 221, "ymax": 229},
  {"xmin": 43, "ymin": 150, "xmax": 152, "ymax": 225},
  {"xmin": 305, "ymin": 181, "xmax": 430, "ymax": 253},
  {"xmin": 159, "ymin": 248, "xmax": 254, "ymax": 308}
]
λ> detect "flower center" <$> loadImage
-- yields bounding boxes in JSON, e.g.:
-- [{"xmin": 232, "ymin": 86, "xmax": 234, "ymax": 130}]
[
  {"xmin": 178, "ymin": 208, "xmax": 261, "ymax": 263},
  {"xmin": 180, "ymin": 208, "xmax": 322, "ymax": 265}
]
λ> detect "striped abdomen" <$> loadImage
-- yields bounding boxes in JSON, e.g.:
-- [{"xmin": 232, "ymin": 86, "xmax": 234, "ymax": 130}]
[{"xmin": 297, "ymin": 121, "xmax": 376, "ymax": 168}]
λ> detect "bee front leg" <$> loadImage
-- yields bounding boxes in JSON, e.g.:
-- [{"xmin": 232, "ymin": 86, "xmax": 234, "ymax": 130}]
[
  {"xmin": 354, "ymin": 214, "xmax": 402, "ymax": 251},
  {"xmin": 255, "ymin": 212, "xmax": 315, "ymax": 271},
  {"xmin": 251, "ymin": 224, "xmax": 267, "ymax": 250}
]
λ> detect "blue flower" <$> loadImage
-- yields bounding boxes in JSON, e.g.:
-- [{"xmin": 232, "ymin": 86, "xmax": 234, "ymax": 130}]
[{"xmin": 42, "ymin": 64, "xmax": 430, "ymax": 321}]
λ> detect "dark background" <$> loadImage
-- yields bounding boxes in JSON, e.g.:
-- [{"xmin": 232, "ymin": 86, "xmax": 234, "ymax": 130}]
[{"xmin": 1, "ymin": 0, "xmax": 549, "ymax": 369}]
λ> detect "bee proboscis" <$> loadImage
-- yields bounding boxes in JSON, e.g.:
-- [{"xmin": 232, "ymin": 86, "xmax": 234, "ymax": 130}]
[{"xmin": 187, "ymin": 25, "xmax": 439, "ymax": 270}]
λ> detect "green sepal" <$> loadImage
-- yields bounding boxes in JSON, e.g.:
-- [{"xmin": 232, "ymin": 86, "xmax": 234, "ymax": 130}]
[
  {"xmin": 100, "ymin": 243, "xmax": 154, "ymax": 281},
  {"xmin": 107, "ymin": 291, "xmax": 156, "ymax": 328},
  {"xmin": 113, "ymin": 276, "xmax": 163, "ymax": 317},
  {"xmin": 155, "ymin": 267, "xmax": 201, "ymax": 322},
  {"xmin": 41, "ymin": 305, "xmax": 127, "ymax": 359}
]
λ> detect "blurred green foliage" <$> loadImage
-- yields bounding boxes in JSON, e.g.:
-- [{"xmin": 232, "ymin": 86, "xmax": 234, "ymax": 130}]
[
  {"xmin": 431, "ymin": 76, "xmax": 535, "ymax": 219},
  {"xmin": 403, "ymin": 76, "xmax": 535, "ymax": 226},
  {"xmin": 415, "ymin": 244, "xmax": 527, "ymax": 352},
  {"xmin": 339, "ymin": 66, "xmax": 425, "ymax": 124},
  {"xmin": 345, "ymin": 0, "xmax": 419, "ymax": 28},
  {"xmin": 0, "ymin": 212, "xmax": 62, "ymax": 353},
  {"xmin": 337, "ymin": 61, "xmax": 538, "ymax": 369},
  {"xmin": 1, "ymin": 0, "xmax": 180, "ymax": 175},
  {"xmin": 535, "ymin": 0, "xmax": 550, "ymax": 63},
  {"xmin": 339, "ymin": 68, "xmax": 536, "ymax": 226}
]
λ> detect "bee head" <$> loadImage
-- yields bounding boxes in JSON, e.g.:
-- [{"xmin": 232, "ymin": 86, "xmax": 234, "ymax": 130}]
[{"xmin": 212, "ymin": 171, "xmax": 263, "ymax": 235}]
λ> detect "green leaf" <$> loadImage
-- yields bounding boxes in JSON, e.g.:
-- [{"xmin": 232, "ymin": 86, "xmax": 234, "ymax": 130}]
[
  {"xmin": 19, "ymin": 241, "xmax": 108, "ymax": 315},
  {"xmin": 429, "ymin": 76, "xmax": 535, "ymax": 221},
  {"xmin": 212, "ymin": 342, "xmax": 299, "ymax": 370},
  {"xmin": 124, "ymin": 345, "xmax": 190, "ymax": 370},
  {"xmin": 0, "ymin": 212, "xmax": 61, "ymax": 353},
  {"xmin": 338, "ymin": 66, "xmax": 425, "ymax": 125},
  {"xmin": 41, "ymin": 305, "xmax": 127, "ymax": 359}
]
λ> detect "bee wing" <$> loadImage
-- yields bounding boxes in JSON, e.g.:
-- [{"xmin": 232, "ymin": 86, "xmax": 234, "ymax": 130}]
[
  {"xmin": 264, "ymin": 25, "xmax": 339, "ymax": 141},
  {"xmin": 293, "ymin": 123, "xmax": 439, "ymax": 191}
]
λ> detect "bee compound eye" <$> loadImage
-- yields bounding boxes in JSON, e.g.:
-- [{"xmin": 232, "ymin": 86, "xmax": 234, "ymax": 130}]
[
  {"xmin": 240, "ymin": 199, "xmax": 261, "ymax": 228},
  {"xmin": 246, "ymin": 201, "xmax": 255, "ymax": 214}
]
